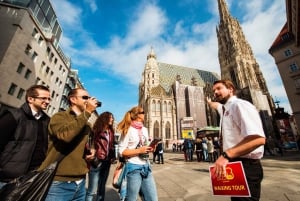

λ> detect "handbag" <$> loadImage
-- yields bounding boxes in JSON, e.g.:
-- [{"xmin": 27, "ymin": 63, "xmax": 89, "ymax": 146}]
[
  {"xmin": 112, "ymin": 158, "xmax": 126, "ymax": 189},
  {"xmin": 0, "ymin": 161, "xmax": 59, "ymax": 201},
  {"xmin": 0, "ymin": 133, "xmax": 84, "ymax": 201}
]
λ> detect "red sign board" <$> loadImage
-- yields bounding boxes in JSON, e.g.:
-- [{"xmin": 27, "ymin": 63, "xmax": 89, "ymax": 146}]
[{"xmin": 209, "ymin": 161, "xmax": 250, "ymax": 197}]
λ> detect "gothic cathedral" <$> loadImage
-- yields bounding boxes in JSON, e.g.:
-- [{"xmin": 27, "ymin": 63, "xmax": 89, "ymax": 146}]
[{"xmin": 139, "ymin": 48, "xmax": 219, "ymax": 148}]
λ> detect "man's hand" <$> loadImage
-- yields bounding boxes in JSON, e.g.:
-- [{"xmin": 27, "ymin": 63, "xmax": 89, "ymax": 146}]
[{"xmin": 206, "ymin": 96, "xmax": 220, "ymax": 110}]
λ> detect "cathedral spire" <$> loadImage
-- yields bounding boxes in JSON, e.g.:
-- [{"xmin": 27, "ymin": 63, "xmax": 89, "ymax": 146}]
[
  {"xmin": 217, "ymin": 0, "xmax": 231, "ymax": 24},
  {"xmin": 147, "ymin": 46, "xmax": 157, "ymax": 60}
]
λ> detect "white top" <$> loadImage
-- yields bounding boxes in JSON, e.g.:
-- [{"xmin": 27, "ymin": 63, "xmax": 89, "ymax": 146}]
[
  {"xmin": 118, "ymin": 126, "xmax": 149, "ymax": 165},
  {"xmin": 217, "ymin": 96, "xmax": 265, "ymax": 159}
]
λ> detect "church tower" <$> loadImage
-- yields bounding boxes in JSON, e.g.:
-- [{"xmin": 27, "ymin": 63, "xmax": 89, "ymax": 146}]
[{"xmin": 216, "ymin": 0, "xmax": 275, "ymax": 137}]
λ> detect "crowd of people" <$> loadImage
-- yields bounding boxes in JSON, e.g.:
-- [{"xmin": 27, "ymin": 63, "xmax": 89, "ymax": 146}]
[
  {"xmin": 172, "ymin": 137, "xmax": 221, "ymax": 163},
  {"xmin": 0, "ymin": 79, "xmax": 281, "ymax": 201}
]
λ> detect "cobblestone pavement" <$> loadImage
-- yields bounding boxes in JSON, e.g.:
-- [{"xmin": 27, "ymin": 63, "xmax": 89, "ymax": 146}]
[{"xmin": 104, "ymin": 151, "xmax": 300, "ymax": 201}]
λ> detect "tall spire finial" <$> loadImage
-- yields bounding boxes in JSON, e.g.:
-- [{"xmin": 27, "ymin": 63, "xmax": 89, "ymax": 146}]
[
  {"xmin": 147, "ymin": 46, "xmax": 156, "ymax": 60},
  {"xmin": 217, "ymin": 0, "xmax": 231, "ymax": 24}
]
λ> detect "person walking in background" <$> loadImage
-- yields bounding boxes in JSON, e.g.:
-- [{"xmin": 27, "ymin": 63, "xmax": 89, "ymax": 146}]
[
  {"xmin": 117, "ymin": 106, "xmax": 158, "ymax": 201},
  {"xmin": 207, "ymin": 137, "xmax": 215, "ymax": 163},
  {"xmin": 152, "ymin": 142, "xmax": 158, "ymax": 164},
  {"xmin": 207, "ymin": 79, "xmax": 266, "ymax": 201},
  {"xmin": 39, "ymin": 88, "xmax": 98, "ymax": 201},
  {"xmin": 86, "ymin": 112, "xmax": 116, "ymax": 201},
  {"xmin": 156, "ymin": 139, "xmax": 164, "ymax": 164},
  {"xmin": 202, "ymin": 138, "xmax": 208, "ymax": 161},
  {"xmin": 0, "ymin": 85, "xmax": 51, "ymax": 189},
  {"xmin": 172, "ymin": 143, "xmax": 177, "ymax": 152},
  {"xmin": 195, "ymin": 138, "xmax": 203, "ymax": 162}
]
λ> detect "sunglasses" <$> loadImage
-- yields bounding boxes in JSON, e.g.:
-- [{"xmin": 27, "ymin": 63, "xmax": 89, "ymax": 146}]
[
  {"xmin": 139, "ymin": 111, "xmax": 145, "ymax": 114},
  {"xmin": 77, "ymin": 95, "xmax": 90, "ymax": 100},
  {"xmin": 34, "ymin": 97, "xmax": 51, "ymax": 101}
]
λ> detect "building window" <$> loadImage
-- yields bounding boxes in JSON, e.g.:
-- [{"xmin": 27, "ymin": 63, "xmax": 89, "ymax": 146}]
[
  {"xmin": 8, "ymin": 83, "xmax": 17, "ymax": 95},
  {"xmin": 36, "ymin": 77, "xmax": 41, "ymax": 84},
  {"xmin": 16, "ymin": 62, "xmax": 25, "ymax": 74},
  {"xmin": 17, "ymin": 88, "xmax": 25, "ymax": 99},
  {"xmin": 32, "ymin": 51, "xmax": 38, "ymax": 62},
  {"xmin": 40, "ymin": 61, "xmax": 46, "ymax": 72},
  {"xmin": 284, "ymin": 49, "xmax": 292, "ymax": 57},
  {"xmin": 49, "ymin": 53, "xmax": 54, "ymax": 62},
  {"xmin": 25, "ymin": 44, "xmax": 32, "ymax": 55},
  {"xmin": 55, "ymin": 77, "xmax": 59, "ymax": 85},
  {"xmin": 46, "ymin": 47, "xmax": 51, "ymax": 57},
  {"xmin": 32, "ymin": 28, "xmax": 38, "ymax": 38},
  {"xmin": 46, "ymin": 66, "xmax": 50, "ymax": 74},
  {"xmin": 24, "ymin": 69, "xmax": 32, "ymax": 79},
  {"xmin": 289, "ymin": 63, "xmax": 299, "ymax": 72},
  {"xmin": 38, "ymin": 36, "xmax": 44, "ymax": 45},
  {"xmin": 50, "ymin": 71, "xmax": 54, "ymax": 80}
]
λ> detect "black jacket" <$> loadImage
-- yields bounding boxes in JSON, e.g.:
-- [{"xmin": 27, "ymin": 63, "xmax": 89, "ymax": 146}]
[{"xmin": 0, "ymin": 103, "xmax": 50, "ymax": 182}]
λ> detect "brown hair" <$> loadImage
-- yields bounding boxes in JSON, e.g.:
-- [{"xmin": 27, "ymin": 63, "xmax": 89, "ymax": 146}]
[
  {"xmin": 67, "ymin": 88, "xmax": 82, "ymax": 105},
  {"xmin": 93, "ymin": 111, "xmax": 114, "ymax": 135},
  {"xmin": 213, "ymin": 79, "xmax": 236, "ymax": 95},
  {"xmin": 117, "ymin": 106, "xmax": 143, "ymax": 136},
  {"xmin": 25, "ymin": 85, "xmax": 50, "ymax": 103}
]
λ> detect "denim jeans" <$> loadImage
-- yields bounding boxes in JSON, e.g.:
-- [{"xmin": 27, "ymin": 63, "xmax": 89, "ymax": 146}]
[
  {"xmin": 86, "ymin": 161, "xmax": 111, "ymax": 201},
  {"xmin": 0, "ymin": 181, "xmax": 7, "ymax": 190},
  {"xmin": 125, "ymin": 162, "xmax": 158, "ymax": 201},
  {"xmin": 45, "ymin": 179, "xmax": 86, "ymax": 201}
]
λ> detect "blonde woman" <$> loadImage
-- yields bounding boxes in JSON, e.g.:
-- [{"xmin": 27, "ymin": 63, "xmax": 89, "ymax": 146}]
[{"xmin": 117, "ymin": 106, "xmax": 158, "ymax": 201}]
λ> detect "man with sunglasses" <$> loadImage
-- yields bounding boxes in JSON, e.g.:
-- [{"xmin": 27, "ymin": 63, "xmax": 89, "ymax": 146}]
[
  {"xmin": 0, "ymin": 85, "xmax": 51, "ymax": 189},
  {"xmin": 40, "ymin": 88, "xmax": 98, "ymax": 201}
]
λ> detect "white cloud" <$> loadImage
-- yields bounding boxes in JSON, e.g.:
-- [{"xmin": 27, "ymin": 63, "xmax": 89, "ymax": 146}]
[
  {"xmin": 84, "ymin": 0, "xmax": 98, "ymax": 13},
  {"xmin": 50, "ymin": 0, "xmax": 292, "ymax": 113},
  {"xmin": 51, "ymin": 0, "xmax": 82, "ymax": 28}
]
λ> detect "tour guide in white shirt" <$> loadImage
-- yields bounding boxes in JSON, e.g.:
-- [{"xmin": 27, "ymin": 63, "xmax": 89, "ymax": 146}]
[{"xmin": 207, "ymin": 79, "xmax": 266, "ymax": 201}]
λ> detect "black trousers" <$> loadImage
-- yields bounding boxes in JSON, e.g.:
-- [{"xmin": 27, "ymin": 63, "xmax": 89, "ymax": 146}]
[{"xmin": 231, "ymin": 158, "xmax": 263, "ymax": 201}]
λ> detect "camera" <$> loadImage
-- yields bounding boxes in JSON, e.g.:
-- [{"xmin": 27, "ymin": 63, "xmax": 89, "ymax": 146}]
[{"xmin": 96, "ymin": 101, "xmax": 102, "ymax": 107}]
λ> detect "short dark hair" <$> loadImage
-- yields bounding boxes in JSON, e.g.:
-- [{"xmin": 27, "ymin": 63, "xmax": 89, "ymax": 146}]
[
  {"xmin": 67, "ymin": 88, "xmax": 82, "ymax": 105},
  {"xmin": 213, "ymin": 79, "xmax": 236, "ymax": 95},
  {"xmin": 25, "ymin": 85, "xmax": 50, "ymax": 103}
]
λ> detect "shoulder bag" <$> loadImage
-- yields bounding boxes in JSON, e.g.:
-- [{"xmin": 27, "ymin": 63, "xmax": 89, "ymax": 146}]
[{"xmin": 112, "ymin": 157, "xmax": 127, "ymax": 189}]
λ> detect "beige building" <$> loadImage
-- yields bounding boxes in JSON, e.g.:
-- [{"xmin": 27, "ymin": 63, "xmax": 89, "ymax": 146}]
[
  {"xmin": 0, "ymin": 0, "xmax": 100, "ymax": 123},
  {"xmin": 0, "ymin": 1, "xmax": 70, "ymax": 116},
  {"xmin": 216, "ymin": 0, "xmax": 275, "ymax": 137},
  {"xmin": 139, "ymin": 48, "xmax": 220, "ymax": 147},
  {"xmin": 269, "ymin": 0, "xmax": 300, "ymax": 135}
]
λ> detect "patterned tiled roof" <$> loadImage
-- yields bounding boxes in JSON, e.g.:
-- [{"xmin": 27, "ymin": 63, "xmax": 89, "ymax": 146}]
[
  {"xmin": 150, "ymin": 84, "xmax": 167, "ymax": 96},
  {"xmin": 158, "ymin": 62, "xmax": 220, "ymax": 92}
]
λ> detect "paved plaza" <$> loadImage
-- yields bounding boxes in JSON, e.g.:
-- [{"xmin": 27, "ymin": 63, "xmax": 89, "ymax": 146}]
[{"xmin": 104, "ymin": 151, "xmax": 300, "ymax": 201}]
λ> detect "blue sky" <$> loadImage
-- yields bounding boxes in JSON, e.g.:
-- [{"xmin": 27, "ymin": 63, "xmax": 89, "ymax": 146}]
[{"xmin": 50, "ymin": 0, "xmax": 289, "ymax": 122}]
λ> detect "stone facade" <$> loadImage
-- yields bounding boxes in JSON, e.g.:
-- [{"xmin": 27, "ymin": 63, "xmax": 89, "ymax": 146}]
[
  {"xmin": 269, "ymin": 0, "xmax": 300, "ymax": 136},
  {"xmin": 216, "ymin": 0, "xmax": 275, "ymax": 137}
]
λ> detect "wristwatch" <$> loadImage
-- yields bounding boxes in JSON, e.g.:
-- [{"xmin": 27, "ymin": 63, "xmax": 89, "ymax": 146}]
[{"xmin": 221, "ymin": 151, "xmax": 231, "ymax": 160}]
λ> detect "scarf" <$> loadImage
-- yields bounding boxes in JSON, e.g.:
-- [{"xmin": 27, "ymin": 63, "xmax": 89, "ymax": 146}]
[{"xmin": 131, "ymin": 121, "xmax": 144, "ymax": 145}]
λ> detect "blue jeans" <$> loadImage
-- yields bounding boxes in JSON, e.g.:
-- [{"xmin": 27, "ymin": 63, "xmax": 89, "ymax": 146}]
[
  {"xmin": 45, "ymin": 179, "xmax": 86, "ymax": 201},
  {"xmin": 0, "ymin": 181, "xmax": 7, "ymax": 190},
  {"xmin": 86, "ymin": 161, "xmax": 111, "ymax": 201},
  {"xmin": 125, "ymin": 162, "xmax": 158, "ymax": 201}
]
